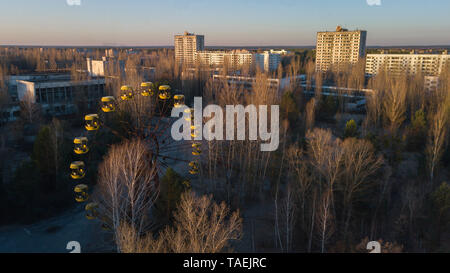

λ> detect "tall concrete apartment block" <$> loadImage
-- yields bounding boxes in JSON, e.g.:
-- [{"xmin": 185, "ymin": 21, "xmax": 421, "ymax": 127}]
[
  {"xmin": 175, "ymin": 31, "xmax": 205, "ymax": 66},
  {"xmin": 316, "ymin": 26, "xmax": 367, "ymax": 72}
]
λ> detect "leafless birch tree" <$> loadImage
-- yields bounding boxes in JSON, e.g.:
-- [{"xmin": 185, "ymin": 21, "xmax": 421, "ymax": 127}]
[{"xmin": 96, "ymin": 138, "xmax": 159, "ymax": 252}]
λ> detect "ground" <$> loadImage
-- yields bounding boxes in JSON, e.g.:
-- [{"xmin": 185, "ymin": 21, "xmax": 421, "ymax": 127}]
[{"xmin": 0, "ymin": 205, "xmax": 112, "ymax": 253}]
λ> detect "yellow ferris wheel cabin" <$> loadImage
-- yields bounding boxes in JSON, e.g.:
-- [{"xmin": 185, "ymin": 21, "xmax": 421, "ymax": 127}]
[
  {"xmin": 158, "ymin": 85, "xmax": 171, "ymax": 100},
  {"xmin": 70, "ymin": 161, "xmax": 86, "ymax": 180},
  {"xmin": 101, "ymin": 96, "xmax": 116, "ymax": 112},
  {"xmin": 73, "ymin": 137, "xmax": 89, "ymax": 155},
  {"xmin": 120, "ymin": 85, "xmax": 134, "ymax": 100},
  {"xmin": 85, "ymin": 114, "xmax": 100, "ymax": 131},
  {"xmin": 141, "ymin": 82, "xmax": 154, "ymax": 97}
]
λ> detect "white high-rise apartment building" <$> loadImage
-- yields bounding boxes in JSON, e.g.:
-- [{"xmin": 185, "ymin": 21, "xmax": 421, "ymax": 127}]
[
  {"xmin": 195, "ymin": 50, "xmax": 280, "ymax": 72},
  {"xmin": 195, "ymin": 50, "xmax": 254, "ymax": 68},
  {"xmin": 195, "ymin": 51, "xmax": 227, "ymax": 66},
  {"xmin": 175, "ymin": 31, "xmax": 205, "ymax": 66},
  {"xmin": 255, "ymin": 51, "xmax": 281, "ymax": 72},
  {"xmin": 316, "ymin": 26, "xmax": 367, "ymax": 72},
  {"xmin": 175, "ymin": 31, "xmax": 281, "ymax": 72},
  {"xmin": 365, "ymin": 51, "xmax": 450, "ymax": 77}
]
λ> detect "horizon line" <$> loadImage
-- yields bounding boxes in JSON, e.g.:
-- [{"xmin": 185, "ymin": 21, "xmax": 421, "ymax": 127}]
[{"xmin": 1, "ymin": 44, "xmax": 450, "ymax": 49}]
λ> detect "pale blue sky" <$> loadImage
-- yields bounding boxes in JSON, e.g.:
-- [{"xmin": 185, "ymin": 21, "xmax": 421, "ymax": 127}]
[{"xmin": 0, "ymin": 0, "xmax": 449, "ymax": 46}]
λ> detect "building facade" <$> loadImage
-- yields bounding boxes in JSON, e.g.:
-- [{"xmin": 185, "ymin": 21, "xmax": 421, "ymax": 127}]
[
  {"xmin": 212, "ymin": 74, "xmax": 305, "ymax": 94},
  {"xmin": 316, "ymin": 26, "xmax": 367, "ymax": 72},
  {"xmin": 16, "ymin": 74, "xmax": 105, "ymax": 116},
  {"xmin": 255, "ymin": 51, "xmax": 282, "ymax": 72},
  {"xmin": 87, "ymin": 57, "xmax": 125, "ymax": 77},
  {"xmin": 365, "ymin": 52, "xmax": 450, "ymax": 77},
  {"xmin": 196, "ymin": 50, "xmax": 281, "ymax": 72},
  {"xmin": 175, "ymin": 31, "xmax": 205, "ymax": 66},
  {"xmin": 195, "ymin": 50, "xmax": 255, "ymax": 69}
]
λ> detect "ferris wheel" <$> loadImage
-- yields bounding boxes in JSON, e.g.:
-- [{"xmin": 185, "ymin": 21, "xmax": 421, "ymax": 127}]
[{"xmin": 68, "ymin": 82, "xmax": 203, "ymax": 222}]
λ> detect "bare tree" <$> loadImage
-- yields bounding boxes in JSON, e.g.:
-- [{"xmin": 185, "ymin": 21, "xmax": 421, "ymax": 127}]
[
  {"xmin": 314, "ymin": 72, "xmax": 323, "ymax": 102},
  {"xmin": 117, "ymin": 191, "xmax": 243, "ymax": 253},
  {"xmin": 316, "ymin": 189, "xmax": 335, "ymax": 253},
  {"xmin": 365, "ymin": 71, "xmax": 387, "ymax": 130},
  {"xmin": 161, "ymin": 191, "xmax": 243, "ymax": 253},
  {"xmin": 116, "ymin": 221, "xmax": 164, "ymax": 253},
  {"xmin": 20, "ymin": 88, "xmax": 41, "ymax": 124},
  {"xmin": 287, "ymin": 146, "xmax": 315, "ymax": 251},
  {"xmin": 346, "ymin": 60, "xmax": 366, "ymax": 90},
  {"xmin": 306, "ymin": 129, "xmax": 343, "ymax": 252},
  {"xmin": 276, "ymin": 181, "xmax": 297, "ymax": 252},
  {"xmin": 426, "ymin": 104, "xmax": 449, "ymax": 183},
  {"xmin": 305, "ymin": 60, "xmax": 315, "ymax": 90},
  {"xmin": 306, "ymin": 128, "xmax": 344, "ymax": 190},
  {"xmin": 383, "ymin": 77, "xmax": 407, "ymax": 136},
  {"xmin": 49, "ymin": 118, "xmax": 64, "ymax": 184},
  {"xmin": 305, "ymin": 99, "xmax": 316, "ymax": 132},
  {"xmin": 339, "ymin": 138, "xmax": 384, "ymax": 239},
  {"xmin": 202, "ymin": 72, "xmax": 277, "ymax": 203},
  {"xmin": 96, "ymin": 138, "xmax": 159, "ymax": 252}
]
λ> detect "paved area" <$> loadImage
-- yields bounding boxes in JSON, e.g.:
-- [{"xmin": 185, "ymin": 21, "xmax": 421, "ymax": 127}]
[{"xmin": 0, "ymin": 205, "xmax": 112, "ymax": 253}]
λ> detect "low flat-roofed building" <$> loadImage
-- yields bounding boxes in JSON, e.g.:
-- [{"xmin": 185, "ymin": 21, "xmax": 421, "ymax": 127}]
[
  {"xmin": 212, "ymin": 74, "xmax": 305, "ymax": 94},
  {"xmin": 16, "ymin": 74, "xmax": 105, "ymax": 117}
]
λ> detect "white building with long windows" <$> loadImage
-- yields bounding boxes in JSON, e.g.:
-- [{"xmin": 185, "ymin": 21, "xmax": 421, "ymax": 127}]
[
  {"xmin": 195, "ymin": 49, "xmax": 254, "ymax": 69},
  {"xmin": 196, "ymin": 50, "xmax": 281, "ymax": 72},
  {"xmin": 365, "ymin": 51, "xmax": 450, "ymax": 77},
  {"xmin": 175, "ymin": 31, "xmax": 282, "ymax": 72},
  {"xmin": 16, "ymin": 74, "xmax": 105, "ymax": 116},
  {"xmin": 255, "ymin": 51, "xmax": 281, "ymax": 72}
]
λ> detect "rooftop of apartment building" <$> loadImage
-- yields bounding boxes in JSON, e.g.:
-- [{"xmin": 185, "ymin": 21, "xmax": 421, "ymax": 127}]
[
  {"xmin": 317, "ymin": 25, "xmax": 366, "ymax": 33},
  {"xmin": 176, "ymin": 31, "xmax": 203, "ymax": 37},
  {"xmin": 368, "ymin": 49, "xmax": 449, "ymax": 55}
]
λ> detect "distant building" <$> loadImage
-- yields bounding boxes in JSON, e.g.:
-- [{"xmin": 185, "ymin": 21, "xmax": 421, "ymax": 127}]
[
  {"xmin": 105, "ymin": 48, "xmax": 117, "ymax": 58},
  {"xmin": 195, "ymin": 50, "xmax": 226, "ymax": 67},
  {"xmin": 195, "ymin": 50, "xmax": 281, "ymax": 72},
  {"xmin": 195, "ymin": 50, "xmax": 255, "ymax": 69},
  {"xmin": 270, "ymin": 49, "xmax": 289, "ymax": 55},
  {"xmin": 255, "ymin": 51, "xmax": 282, "ymax": 72},
  {"xmin": 16, "ymin": 74, "xmax": 105, "ymax": 116},
  {"xmin": 86, "ymin": 57, "xmax": 124, "ymax": 77},
  {"xmin": 175, "ymin": 31, "xmax": 205, "ymax": 66},
  {"xmin": 212, "ymin": 74, "xmax": 305, "ymax": 94},
  {"xmin": 175, "ymin": 31, "xmax": 281, "ymax": 72},
  {"xmin": 316, "ymin": 26, "xmax": 367, "ymax": 72},
  {"xmin": 365, "ymin": 51, "xmax": 450, "ymax": 77}
]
